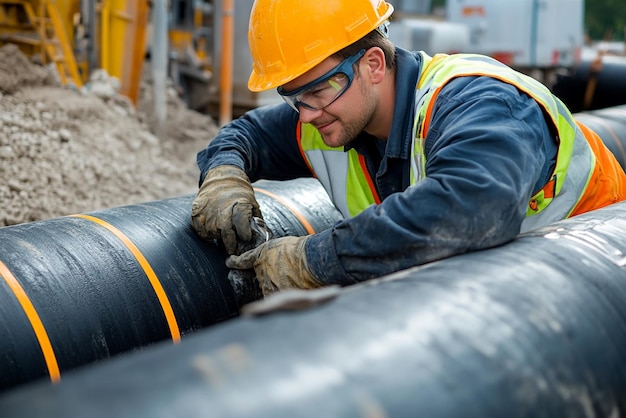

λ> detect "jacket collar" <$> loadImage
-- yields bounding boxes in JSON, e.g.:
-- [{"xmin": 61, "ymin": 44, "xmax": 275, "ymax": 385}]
[{"xmin": 346, "ymin": 47, "xmax": 423, "ymax": 160}]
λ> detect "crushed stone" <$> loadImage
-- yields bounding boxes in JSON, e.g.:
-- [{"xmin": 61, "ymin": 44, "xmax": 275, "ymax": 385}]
[{"xmin": 0, "ymin": 44, "xmax": 219, "ymax": 226}]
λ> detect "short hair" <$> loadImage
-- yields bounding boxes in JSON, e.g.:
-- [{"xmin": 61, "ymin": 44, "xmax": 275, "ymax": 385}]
[{"xmin": 331, "ymin": 28, "xmax": 396, "ymax": 72}]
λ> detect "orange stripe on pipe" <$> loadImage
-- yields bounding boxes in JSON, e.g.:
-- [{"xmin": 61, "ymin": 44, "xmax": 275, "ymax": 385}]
[
  {"xmin": 253, "ymin": 188, "xmax": 317, "ymax": 235},
  {"xmin": 0, "ymin": 259, "xmax": 61, "ymax": 382},
  {"xmin": 71, "ymin": 214, "xmax": 181, "ymax": 342}
]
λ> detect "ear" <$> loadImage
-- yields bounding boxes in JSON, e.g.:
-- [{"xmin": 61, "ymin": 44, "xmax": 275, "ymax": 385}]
[{"xmin": 362, "ymin": 47, "xmax": 386, "ymax": 84}]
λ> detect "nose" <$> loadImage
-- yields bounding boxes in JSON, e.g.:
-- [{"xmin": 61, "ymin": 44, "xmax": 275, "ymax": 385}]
[{"xmin": 298, "ymin": 107, "xmax": 324, "ymax": 124}]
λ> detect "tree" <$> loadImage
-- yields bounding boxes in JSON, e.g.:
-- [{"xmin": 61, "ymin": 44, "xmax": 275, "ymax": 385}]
[{"xmin": 584, "ymin": 0, "xmax": 626, "ymax": 41}]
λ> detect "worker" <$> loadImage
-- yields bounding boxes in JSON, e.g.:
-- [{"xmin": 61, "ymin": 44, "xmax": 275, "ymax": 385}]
[{"xmin": 192, "ymin": 0, "xmax": 626, "ymax": 296}]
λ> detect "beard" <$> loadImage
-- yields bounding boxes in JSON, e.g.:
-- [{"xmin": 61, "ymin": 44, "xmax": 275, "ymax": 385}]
[{"xmin": 320, "ymin": 78, "xmax": 377, "ymax": 148}]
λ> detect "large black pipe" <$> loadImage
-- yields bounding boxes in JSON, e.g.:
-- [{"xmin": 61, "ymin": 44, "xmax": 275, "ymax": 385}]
[
  {"xmin": 0, "ymin": 178, "xmax": 342, "ymax": 391},
  {"xmin": 2, "ymin": 200, "xmax": 626, "ymax": 417},
  {"xmin": 552, "ymin": 53, "xmax": 626, "ymax": 113},
  {"xmin": 0, "ymin": 105, "xmax": 625, "ymax": 395},
  {"xmin": 574, "ymin": 105, "xmax": 626, "ymax": 169}
]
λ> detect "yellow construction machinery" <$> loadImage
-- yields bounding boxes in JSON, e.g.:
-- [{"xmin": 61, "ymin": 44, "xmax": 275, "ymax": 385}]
[
  {"xmin": 0, "ymin": 0, "xmax": 83, "ymax": 87},
  {"xmin": 0, "ymin": 0, "xmax": 236, "ymax": 121},
  {"xmin": 0, "ymin": 0, "xmax": 283, "ymax": 124},
  {"xmin": 0, "ymin": 0, "xmax": 148, "ymax": 104},
  {"xmin": 166, "ymin": 0, "xmax": 239, "ymax": 124},
  {"xmin": 166, "ymin": 0, "xmax": 215, "ymax": 112}
]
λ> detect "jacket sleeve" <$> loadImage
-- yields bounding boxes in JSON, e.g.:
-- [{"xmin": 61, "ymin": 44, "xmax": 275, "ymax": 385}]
[
  {"xmin": 196, "ymin": 102, "xmax": 312, "ymax": 184},
  {"xmin": 306, "ymin": 76, "xmax": 558, "ymax": 285}
]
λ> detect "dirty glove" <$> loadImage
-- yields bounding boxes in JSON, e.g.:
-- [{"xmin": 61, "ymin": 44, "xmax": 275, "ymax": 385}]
[
  {"xmin": 191, "ymin": 165, "xmax": 263, "ymax": 254},
  {"xmin": 225, "ymin": 236, "xmax": 323, "ymax": 297}
]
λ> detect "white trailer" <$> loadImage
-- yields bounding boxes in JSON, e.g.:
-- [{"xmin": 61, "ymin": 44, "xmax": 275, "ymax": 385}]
[
  {"xmin": 388, "ymin": 18, "xmax": 471, "ymax": 56},
  {"xmin": 445, "ymin": 0, "xmax": 584, "ymax": 70}
]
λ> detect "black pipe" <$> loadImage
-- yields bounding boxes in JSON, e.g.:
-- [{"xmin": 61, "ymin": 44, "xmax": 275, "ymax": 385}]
[
  {"xmin": 2, "ymin": 200, "xmax": 626, "ymax": 417},
  {"xmin": 552, "ymin": 53, "xmax": 626, "ymax": 113},
  {"xmin": 0, "ymin": 178, "xmax": 342, "ymax": 391},
  {"xmin": 574, "ymin": 105, "xmax": 626, "ymax": 169},
  {"xmin": 0, "ymin": 105, "xmax": 625, "ymax": 395}
]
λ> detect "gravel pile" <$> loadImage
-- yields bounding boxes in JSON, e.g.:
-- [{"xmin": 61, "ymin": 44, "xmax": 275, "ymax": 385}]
[{"xmin": 0, "ymin": 44, "xmax": 219, "ymax": 226}]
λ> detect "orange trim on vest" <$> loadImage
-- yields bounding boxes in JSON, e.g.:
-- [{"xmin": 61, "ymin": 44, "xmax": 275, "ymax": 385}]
[
  {"xmin": 358, "ymin": 154, "xmax": 381, "ymax": 204},
  {"xmin": 421, "ymin": 72, "xmax": 558, "ymax": 139},
  {"xmin": 542, "ymin": 177, "xmax": 557, "ymax": 199},
  {"xmin": 296, "ymin": 121, "xmax": 316, "ymax": 176},
  {"xmin": 529, "ymin": 177, "xmax": 556, "ymax": 212},
  {"xmin": 570, "ymin": 121, "xmax": 626, "ymax": 216},
  {"xmin": 420, "ymin": 84, "xmax": 443, "ymax": 138}
]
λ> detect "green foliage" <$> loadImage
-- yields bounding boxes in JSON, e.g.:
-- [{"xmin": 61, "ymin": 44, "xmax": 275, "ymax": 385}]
[{"xmin": 584, "ymin": 0, "xmax": 626, "ymax": 41}]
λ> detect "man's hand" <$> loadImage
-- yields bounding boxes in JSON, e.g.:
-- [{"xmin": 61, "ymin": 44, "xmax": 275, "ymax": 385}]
[
  {"xmin": 225, "ymin": 236, "xmax": 323, "ymax": 297},
  {"xmin": 191, "ymin": 165, "xmax": 263, "ymax": 254}
]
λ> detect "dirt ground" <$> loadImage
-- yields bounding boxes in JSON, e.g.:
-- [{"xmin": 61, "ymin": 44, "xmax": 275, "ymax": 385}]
[{"xmin": 0, "ymin": 44, "xmax": 219, "ymax": 226}]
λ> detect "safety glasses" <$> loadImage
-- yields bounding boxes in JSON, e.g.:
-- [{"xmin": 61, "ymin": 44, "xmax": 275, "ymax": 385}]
[{"xmin": 277, "ymin": 49, "xmax": 366, "ymax": 112}]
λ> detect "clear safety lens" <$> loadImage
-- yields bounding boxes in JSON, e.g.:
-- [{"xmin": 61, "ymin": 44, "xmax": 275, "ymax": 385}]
[
  {"xmin": 281, "ymin": 74, "xmax": 349, "ymax": 111},
  {"xmin": 278, "ymin": 49, "xmax": 366, "ymax": 112}
]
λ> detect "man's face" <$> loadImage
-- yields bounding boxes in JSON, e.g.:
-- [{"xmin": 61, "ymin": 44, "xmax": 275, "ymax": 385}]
[{"xmin": 280, "ymin": 50, "xmax": 378, "ymax": 148}]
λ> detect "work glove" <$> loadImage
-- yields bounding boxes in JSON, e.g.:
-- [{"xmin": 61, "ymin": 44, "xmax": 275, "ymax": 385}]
[
  {"xmin": 227, "ymin": 216, "xmax": 271, "ymax": 307},
  {"xmin": 225, "ymin": 236, "xmax": 323, "ymax": 297},
  {"xmin": 191, "ymin": 165, "xmax": 263, "ymax": 255}
]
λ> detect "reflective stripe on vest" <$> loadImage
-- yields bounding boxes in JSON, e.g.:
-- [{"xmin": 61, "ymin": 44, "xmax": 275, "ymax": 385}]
[
  {"xmin": 413, "ymin": 52, "xmax": 595, "ymax": 232},
  {"xmin": 298, "ymin": 125, "xmax": 380, "ymax": 218},
  {"xmin": 298, "ymin": 52, "xmax": 594, "ymax": 231}
]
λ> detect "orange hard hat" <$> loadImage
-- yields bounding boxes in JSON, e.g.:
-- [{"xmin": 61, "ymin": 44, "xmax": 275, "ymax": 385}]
[{"xmin": 247, "ymin": 0, "xmax": 394, "ymax": 92}]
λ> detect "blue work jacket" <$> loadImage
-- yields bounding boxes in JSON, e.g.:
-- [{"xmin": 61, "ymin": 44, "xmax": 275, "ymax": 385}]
[{"xmin": 197, "ymin": 47, "xmax": 557, "ymax": 285}]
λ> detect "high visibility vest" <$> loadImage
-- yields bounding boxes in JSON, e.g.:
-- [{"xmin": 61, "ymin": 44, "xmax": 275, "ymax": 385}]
[
  {"xmin": 297, "ymin": 121, "xmax": 381, "ymax": 218},
  {"xmin": 297, "ymin": 52, "xmax": 625, "ymax": 232}
]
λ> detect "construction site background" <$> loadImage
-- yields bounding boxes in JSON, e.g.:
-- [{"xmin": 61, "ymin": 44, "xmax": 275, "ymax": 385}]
[
  {"xmin": 0, "ymin": 43, "xmax": 218, "ymax": 226},
  {"xmin": 1, "ymin": 0, "xmax": 624, "ymax": 227}
]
